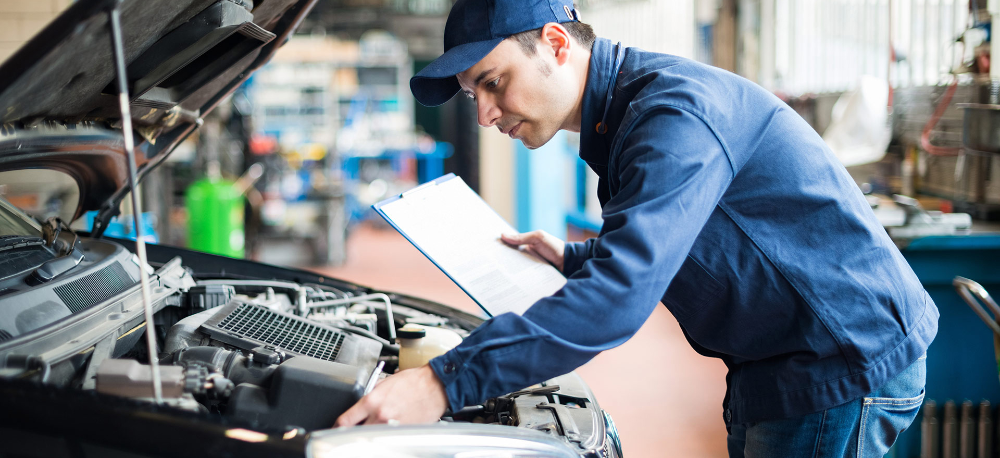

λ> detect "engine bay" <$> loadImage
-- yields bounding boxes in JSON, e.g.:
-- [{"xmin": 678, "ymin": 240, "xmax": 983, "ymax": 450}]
[
  {"xmin": 0, "ymin": 236, "xmax": 464, "ymax": 429},
  {"xmin": 0, "ymin": 235, "xmax": 609, "ymax": 453}
]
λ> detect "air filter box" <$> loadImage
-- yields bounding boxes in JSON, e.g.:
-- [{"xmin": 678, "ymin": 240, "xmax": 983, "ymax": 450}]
[
  {"xmin": 199, "ymin": 301, "xmax": 380, "ymax": 372},
  {"xmin": 225, "ymin": 356, "xmax": 366, "ymax": 430}
]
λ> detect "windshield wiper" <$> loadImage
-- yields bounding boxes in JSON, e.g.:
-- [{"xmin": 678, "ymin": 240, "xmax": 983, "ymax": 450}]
[
  {"xmin": 24, "ymin": 217, "xmax": 85, "ymax": 283},
  {"xmin": 28, "ymin": 246, "xmax": 85, "ymax": 284},
  {"xmin": 0, "ymin": 235, "xmax": 45, "ymax": 252}
]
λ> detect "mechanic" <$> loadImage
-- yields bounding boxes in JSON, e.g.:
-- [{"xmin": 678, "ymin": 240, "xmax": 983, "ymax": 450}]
[{"xmin": 335, "ymin": 1, "xmax": 939, "ymax": 456}]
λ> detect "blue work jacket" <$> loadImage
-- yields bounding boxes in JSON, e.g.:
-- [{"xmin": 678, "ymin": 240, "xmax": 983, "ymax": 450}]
[{"xmin": 430, "ymin": 38, "xmax": 938, "ymax": 425}]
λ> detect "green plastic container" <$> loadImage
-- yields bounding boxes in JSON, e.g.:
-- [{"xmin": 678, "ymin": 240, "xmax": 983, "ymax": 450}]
[{"xmin": 185, "ymin": 176, "xmax": 244, "ymax": 258}]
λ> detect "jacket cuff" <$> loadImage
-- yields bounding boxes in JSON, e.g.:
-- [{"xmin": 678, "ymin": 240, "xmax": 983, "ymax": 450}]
[
  {"xmin": 429, "ymin": 353, "xmax": 470, "ymax": 414},
  {"xmin": 562, "ymin": 240, "xmax": 594, "ymax": 276}
]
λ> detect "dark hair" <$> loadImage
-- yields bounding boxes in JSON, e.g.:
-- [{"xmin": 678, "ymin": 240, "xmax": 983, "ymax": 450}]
[{"xmin": 507, "ymin": 21, "xmax": 596, "ymax": 55}]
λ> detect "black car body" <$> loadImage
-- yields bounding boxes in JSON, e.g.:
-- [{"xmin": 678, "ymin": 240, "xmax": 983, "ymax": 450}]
[{"xmin": 0, "ymin": 1, "xmax": 622, "ymax": 457}]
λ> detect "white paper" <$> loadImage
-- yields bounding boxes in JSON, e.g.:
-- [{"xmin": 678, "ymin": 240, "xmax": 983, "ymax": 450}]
[{"xmin": 378, "ymin": 177, "xmax": 567, "ymax": 316}]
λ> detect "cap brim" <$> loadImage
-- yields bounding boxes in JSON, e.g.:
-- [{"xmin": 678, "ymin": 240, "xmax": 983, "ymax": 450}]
[{"xmin": 410, "ymin": 37, "xmax": 505, "ymax": 107}]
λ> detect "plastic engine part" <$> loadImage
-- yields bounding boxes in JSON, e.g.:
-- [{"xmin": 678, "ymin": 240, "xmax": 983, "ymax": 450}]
[
  {"xmin": 224, "ymin": 355, "xmax": 366, "ymax": 430},
  {"xmin": 187, "ymin": 284, "xmax": 235, "ymax": 310}
]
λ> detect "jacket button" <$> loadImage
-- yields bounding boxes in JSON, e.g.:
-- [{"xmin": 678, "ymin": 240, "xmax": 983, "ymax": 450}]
[
  {"xmin": 443, "ymin": 362, "xmax": 456, "ymax": 374},
  {"xmin": 724, "ymin": 409, "xmax": 732, "ymax": 422}
]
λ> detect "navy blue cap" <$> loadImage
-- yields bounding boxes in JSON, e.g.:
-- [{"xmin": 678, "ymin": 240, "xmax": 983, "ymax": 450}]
[{"xmin": 410, "ymin": 0, "xmax": 580, "ymax": 107}]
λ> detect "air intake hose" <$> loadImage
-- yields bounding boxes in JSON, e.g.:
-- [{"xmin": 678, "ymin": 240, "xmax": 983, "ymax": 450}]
[{"xmin": 170, "ymin": 346, "xmax": 276, "ymax": 387}]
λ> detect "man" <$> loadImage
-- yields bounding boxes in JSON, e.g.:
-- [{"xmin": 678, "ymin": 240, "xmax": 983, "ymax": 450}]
[{"xmin": 336, "ymin": 1, "xmax": 938, "ymax": 456}]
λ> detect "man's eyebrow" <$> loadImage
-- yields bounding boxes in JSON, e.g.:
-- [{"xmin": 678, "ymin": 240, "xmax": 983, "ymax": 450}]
[{"xmin": 474, "ymin": 67, "xmax": 498, "ymax": 87}]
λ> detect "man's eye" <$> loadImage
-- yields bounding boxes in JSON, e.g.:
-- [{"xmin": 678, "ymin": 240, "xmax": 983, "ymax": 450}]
[
  {"xmin": 487, "ymin": 77, "xmax": 500, "ymax": 89},
  {"xmin": 464, "ymin": 92, "xmax": 476, "ymax": 100}
]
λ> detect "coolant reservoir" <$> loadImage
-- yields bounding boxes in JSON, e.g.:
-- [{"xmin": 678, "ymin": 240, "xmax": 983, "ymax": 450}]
[{"xmin": 397, "ymin": 324, "xmax": 463, "ymax": 371}]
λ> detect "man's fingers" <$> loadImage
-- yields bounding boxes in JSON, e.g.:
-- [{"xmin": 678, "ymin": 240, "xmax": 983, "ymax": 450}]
[
  {"xmin": 523, "ymin": 245, "xmax": 540, "ymax": 259},
  {"xmin": 334, "ymin": 399, "xmax": 370, "ymax": 427},
  {"xmin": 363, "ymin": 409, "xmax": 395, "ymax": 425},
  {"xmin": 502, "ymin": 231, "xmax": 543, "ymax": 246},
  {"xmin": 336, "ymin": 396, "xmax": 394, "ymax": 427},
  {"xmin": 501, "ymin": 232, "xmax": 529, "ymax": 245},
  {"xmin": 334, "ymin": 365, "xmax": 448, "ymax": 428}
]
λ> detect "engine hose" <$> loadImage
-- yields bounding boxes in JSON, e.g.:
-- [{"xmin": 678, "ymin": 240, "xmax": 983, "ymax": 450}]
[
  {"xmin": 328, "ymin": 324, "xmax": 399, "ymax": 356},
  {"xmin": 170, "ymin": 347, "xmax": 276, "ymax": 387}
]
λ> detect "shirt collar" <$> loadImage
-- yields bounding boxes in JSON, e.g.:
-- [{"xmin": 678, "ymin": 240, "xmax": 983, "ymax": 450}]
[{"xmin": 579, "ymin": 37, "xmax": 615, "ymax": 165}]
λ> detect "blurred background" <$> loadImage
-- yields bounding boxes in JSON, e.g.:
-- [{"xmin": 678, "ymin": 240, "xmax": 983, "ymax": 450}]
[{"xmin": 5, "ymin": 0, "xmax": 1000, "ymax": 457}]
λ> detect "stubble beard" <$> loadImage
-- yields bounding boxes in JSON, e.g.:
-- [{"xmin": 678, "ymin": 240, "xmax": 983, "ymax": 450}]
[{"xmin": 517, "ymin": 56, "xmax": 561, "ymax": 149}]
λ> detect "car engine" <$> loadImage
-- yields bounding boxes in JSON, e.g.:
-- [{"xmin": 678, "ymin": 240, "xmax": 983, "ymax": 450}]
[
  {"xmin": 0, "ymin": 235, "xmax": 471, "ymax": 431},
  {"xmin": 0, "ymin": 234, "xmax": 611, "ymax": 453}
]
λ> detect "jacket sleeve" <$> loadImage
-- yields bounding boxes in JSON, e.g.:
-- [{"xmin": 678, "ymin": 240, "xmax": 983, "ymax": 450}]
[
  {"xmin": 429, "ymin": 107, "xmax": 735, "ymax": 412},
  {"xmin": 563, "ymin": 239, "xmax": 597, "ymax": 276}
]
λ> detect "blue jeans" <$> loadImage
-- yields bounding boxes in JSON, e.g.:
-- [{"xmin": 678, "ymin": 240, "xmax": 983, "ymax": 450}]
[{"xmin": 727, "ymin": 355, "xmax": 926, "ymax": 458}]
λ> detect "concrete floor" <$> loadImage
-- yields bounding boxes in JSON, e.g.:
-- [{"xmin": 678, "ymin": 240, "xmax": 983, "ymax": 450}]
[{"xmin": 310, "ymin": 223, "xmax": 730, "ymax": 458}]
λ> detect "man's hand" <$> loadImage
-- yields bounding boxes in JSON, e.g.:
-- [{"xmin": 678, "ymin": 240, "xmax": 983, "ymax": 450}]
[
  {"xmin": 501, "ymin": 230, "xmax": 566, "ymax": 272},
  {"xmin": 334, "ymin": 365, "xmax": 448, "ymax": 426}
]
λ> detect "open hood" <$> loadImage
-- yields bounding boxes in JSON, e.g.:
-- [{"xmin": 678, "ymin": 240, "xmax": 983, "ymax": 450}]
[{"xmin": 0, "ymin": 0, "xmax": 317, "ymax": 230}]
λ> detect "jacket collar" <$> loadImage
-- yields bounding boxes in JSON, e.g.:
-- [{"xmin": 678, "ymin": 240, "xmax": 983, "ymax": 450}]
[{"xmin": 579, "ymin": 37, "xmax": 616, "ymax": 166}]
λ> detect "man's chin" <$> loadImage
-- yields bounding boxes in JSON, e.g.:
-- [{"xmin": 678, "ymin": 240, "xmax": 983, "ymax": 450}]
[{"xmin": 519, "ymin": 131, "xmax": 559, "ymax": 150}]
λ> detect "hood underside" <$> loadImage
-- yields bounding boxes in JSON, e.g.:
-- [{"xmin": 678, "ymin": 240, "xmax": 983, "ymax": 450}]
[{"xmin": 0, "ymin": 0, "xmax": 316, "ymax": 222}]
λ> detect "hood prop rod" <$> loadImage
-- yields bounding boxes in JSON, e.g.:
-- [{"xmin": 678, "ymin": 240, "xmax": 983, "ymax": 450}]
[{"xmin": 106, "ymin": 0, "xmax": 162, "ymax": 404}]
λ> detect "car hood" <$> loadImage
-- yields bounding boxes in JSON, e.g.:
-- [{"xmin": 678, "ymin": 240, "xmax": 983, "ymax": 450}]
[{"xmin": 0, "ymin": 0, "xmax": 316, "ymax": 225}]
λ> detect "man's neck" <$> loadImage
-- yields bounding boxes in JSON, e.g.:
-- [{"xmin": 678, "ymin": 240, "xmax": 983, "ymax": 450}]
[{"xmin": 560, "ymin": 47, "xmax": 592, "ymax": 133}]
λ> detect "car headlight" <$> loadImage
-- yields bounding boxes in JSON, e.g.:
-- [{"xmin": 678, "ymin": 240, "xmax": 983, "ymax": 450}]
[
  {"xmin": 308, "ymin": 424, "xmax": 580, "ymax": 458},
  {"xmin": 603, "ymin": 410, "xmax": 623, "ymax": 458}
]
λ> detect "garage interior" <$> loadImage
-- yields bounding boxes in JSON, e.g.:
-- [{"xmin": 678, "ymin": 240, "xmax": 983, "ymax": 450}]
[{"xmin": 2, "ymin": 0, "xmax": 1000, "ymax": 457}]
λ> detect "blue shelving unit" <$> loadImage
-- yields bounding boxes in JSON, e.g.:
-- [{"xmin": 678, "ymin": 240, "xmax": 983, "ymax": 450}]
[
  {"xmin": 890, "ymin": 235, "xmax": 1000, "ymax": 457},
  {"xmin": 340, "ymin": 141, "xmax": 452, "ymax": 185}
]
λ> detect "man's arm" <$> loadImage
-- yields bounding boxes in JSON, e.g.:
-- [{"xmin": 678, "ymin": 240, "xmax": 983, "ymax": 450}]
[
  {"xmin": 563, "ymin": 238, "xmax": 598, "ymax": 276},
  {"xmin": 336, "ymin": 106, "xmax": 734, "ymax": 424}
]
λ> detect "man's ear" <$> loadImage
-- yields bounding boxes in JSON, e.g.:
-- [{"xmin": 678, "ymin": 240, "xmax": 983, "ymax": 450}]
[{"xmin": 539, "ymin": 22, "xmax": 572, "ymax": 65}]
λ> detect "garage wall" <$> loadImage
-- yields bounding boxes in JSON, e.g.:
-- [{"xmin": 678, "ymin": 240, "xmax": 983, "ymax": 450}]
[
  {"xmin": 0, "ymin": 0, "xmax": 72, "ymax": 64},
  {"xmin": 479, "ymin": 128, "xmax": 516, "ymax": 224},
  {"xmin": 580, "ymin": 0, "xmax": 697, "ymax": 59},
  {"xmin": 746, "ymin": 0, "xmax": 969, "ymax": 95}
]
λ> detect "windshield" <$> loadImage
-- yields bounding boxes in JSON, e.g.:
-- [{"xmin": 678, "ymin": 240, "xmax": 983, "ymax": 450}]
[
  {"xmin": 0, "ymin": 169, "xmax": 80, "ymax": 223},
  {"xmin": 0, "ymin": 195, "xmax": 43, "ymax": 238}
]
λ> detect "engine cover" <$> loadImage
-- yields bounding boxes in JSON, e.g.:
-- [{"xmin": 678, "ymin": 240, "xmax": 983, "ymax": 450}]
[
  {"xmin": 199, "ymin": 301, "xmax": 381, "ymax": 373},
  {"xmin": 225, "ymin": 356, "xmax": 366, "ymax": 431}
]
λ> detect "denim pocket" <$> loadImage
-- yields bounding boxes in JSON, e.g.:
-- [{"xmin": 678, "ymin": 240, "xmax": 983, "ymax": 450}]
[
  {"xmin": 857, "ymin": 392, "xmax": 925, "ymax": 457},
  {"xmin": 856, "ymin": 356, "xmax": 927, "ymax": 458}
]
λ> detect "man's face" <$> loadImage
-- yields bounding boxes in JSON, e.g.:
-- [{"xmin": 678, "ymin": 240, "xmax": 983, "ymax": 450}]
[{"xmin": 456, "ymin": 39, "xmax": 576, "ymax": 149}]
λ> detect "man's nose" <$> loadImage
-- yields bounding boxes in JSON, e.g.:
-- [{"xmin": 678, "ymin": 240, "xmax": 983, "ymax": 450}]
[{"xmin": 476, "ymin": 97, "xmax": 501, "ymax": 128}]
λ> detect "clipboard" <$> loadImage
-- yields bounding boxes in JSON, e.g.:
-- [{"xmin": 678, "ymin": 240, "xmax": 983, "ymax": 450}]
[{"xmin": 372, "ymin": 174, "xmax": 567, "ymax": 318}]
